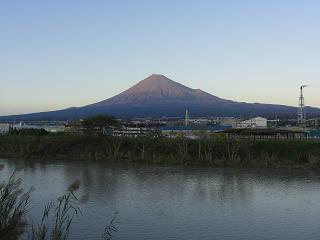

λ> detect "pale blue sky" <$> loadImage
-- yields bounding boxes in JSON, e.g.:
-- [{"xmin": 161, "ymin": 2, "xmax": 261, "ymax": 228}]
[{"xmin": 1, "ymin": 0, "xmax": 319, "ymax": 115}]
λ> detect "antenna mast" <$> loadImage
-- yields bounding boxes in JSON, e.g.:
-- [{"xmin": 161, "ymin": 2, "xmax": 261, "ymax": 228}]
[
  {"xmin": 297, "ymin": 85, "xmax": 307, "ymax": 124},
  {"xmin": 185, "ymin": 109, "xmax": 189, "ymax": 126}
]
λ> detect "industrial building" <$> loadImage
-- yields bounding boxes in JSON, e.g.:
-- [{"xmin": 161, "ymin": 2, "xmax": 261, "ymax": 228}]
[
  {"xmin": 111, "ymin": 127, "xmax": 157, "ymax": 137},
  {"xmin": 161, "ymin": 125, "xmax": 232, "ymax": 139},
  {"xmin": 236, "ymin": 117, "xmax": 268, "ymax": 129},
  {"xmin": 224, "ymin": 128, "xmax": 308, "ymax": 140},
  {"xmin": 0, "ymin": 123, "xmax": 10, "ymax": 135},
  {"xmin": 12, "ymin": 122, "xmax": 65, "ymax": 133}
]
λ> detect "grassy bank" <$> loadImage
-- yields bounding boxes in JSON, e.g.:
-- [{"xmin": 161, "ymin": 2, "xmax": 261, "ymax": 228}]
[{"xmin": 1, "ymin": 134, "xmax": 320, "ymax": 169}]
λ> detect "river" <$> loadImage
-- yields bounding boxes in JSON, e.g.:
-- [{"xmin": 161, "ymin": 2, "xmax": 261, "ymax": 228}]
[{"xmin": 1, "ymin": 158, "xmax": 320, "ymax": 240}]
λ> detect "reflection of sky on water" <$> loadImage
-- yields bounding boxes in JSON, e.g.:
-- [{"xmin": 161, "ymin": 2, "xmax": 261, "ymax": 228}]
[{"xmin": 1, "ymin": 159, "xmax": 320, "ymax": 240}]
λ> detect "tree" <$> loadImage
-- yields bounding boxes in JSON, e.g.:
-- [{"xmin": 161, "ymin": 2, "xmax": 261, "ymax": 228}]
[{"xmin": 81, "ymin": 115, "xmax": 119, "ymax": 135}]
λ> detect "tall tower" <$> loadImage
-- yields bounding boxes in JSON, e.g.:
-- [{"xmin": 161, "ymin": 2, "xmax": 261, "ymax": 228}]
[
  {"xmin": 185, "ymin": 109, "xmax": 189, "ymax": 126},
  {"xmin": 298, "ymin": 85, "xmax": 307, "ymax": 124}
]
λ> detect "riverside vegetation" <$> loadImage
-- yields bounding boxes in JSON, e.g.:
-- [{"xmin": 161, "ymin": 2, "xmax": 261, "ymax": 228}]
[
  {"xmin": 1, "ymin": 115, "xmax": 320, "ymax": 169},
  {"xmin": 1, "ymin": 128, "xmax": 320, "ymax": 169},
  {"xmin": 0, "ymin": 166, "xmax": 117, "ymax": 240}
]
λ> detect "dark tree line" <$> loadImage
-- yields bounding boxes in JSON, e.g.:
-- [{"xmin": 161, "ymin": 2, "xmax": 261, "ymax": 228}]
[{"xmin": 81, "ymin": 115, "xmax": 120, "ymax": 135}]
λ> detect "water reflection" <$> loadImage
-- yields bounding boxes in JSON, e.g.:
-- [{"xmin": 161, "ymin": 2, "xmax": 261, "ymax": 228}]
[
  {"xmin": 59, "ymin": 164, "xmax": 255, "ymax": 208},
  {"xmin": 1, "ymin": 159, "xmax": 320, "ymax": 240}
]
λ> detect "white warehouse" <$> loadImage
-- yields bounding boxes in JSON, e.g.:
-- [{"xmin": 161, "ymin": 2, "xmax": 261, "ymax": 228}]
[
  {"xmin": 237, "ymin": 117, "xmax": 267, "ymax": 129},
  {"xmin": 0, "ymin": 123, "xmax": 10, "ymax": 135}
]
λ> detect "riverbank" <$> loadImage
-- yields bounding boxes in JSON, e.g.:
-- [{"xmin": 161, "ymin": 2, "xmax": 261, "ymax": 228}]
[{"xmin": 1, "ymin": 134, "xmax": 320, "ymax": 169}]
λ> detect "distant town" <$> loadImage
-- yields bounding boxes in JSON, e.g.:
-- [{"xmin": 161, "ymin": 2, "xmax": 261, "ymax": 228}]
[{"xmin": 1, "ymin": 110, "xmax": 319, "ymax": 140}]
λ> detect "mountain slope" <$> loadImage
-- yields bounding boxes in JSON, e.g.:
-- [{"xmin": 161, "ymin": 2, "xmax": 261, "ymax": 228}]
[
  {"xmin": 1, "ymin": 74, "xmax": 320, "ymax": 120},
  {"xmin": 91, "ymin": 74, "xmax": 228, "ymax": 106}
]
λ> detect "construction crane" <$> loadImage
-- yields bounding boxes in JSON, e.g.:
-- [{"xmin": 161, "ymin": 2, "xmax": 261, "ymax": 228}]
[{"xmin": 297, "ymin": 85, "xmax": 308, "ymax": 124}]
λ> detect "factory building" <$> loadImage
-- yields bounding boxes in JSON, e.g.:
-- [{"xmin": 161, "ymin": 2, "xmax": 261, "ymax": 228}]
[
  {"xmin": 161, "ymin": 125, "xmax": 232, "ymax": 139},
  {"xmin": 0, "ymin": 123, "xmax": 10, "ymax": 135},
  {"xmin": 236, "ymin": 117, "xmax": 267, "ymax": 129},
  {"xmin": 12, "ymin": 122, "xmax": 65, "ymax": 133},
  {"xmin": 224, "ymin": 128, "xmax": 307, "ymax": 140},
  {"xmin": 111, "ymin": 127, "xmax": 157, "ymax": 137}
]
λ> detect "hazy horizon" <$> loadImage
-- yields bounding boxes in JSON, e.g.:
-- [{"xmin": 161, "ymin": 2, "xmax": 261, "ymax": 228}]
[{"xmin": 1, "ymin": 0, "xmax": 320, "ymax": 116}]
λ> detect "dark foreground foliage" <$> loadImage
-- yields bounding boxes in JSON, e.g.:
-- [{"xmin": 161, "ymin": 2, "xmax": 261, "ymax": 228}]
[
  {"xmin": 0, "ymin": 167, "xmax": 117, "ymax": 240},
  {"xmin": 0, "ymin": 170, "xmax": 30, "ymax": 240},
  {"xmin": 1, "ymin": 134, "xmax": 320, "ymax": 169}
]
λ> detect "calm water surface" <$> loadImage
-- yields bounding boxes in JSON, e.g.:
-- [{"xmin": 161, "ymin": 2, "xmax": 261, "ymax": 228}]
[{"xmin": 1, "ymin": 158, "xmax": 320, "ymax": 240}]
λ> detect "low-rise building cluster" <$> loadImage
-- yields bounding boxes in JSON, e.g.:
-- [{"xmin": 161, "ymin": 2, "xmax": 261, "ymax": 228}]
[{"xmin": 1, "ymin": 113, "xmax": 319, "ymax": 140}]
